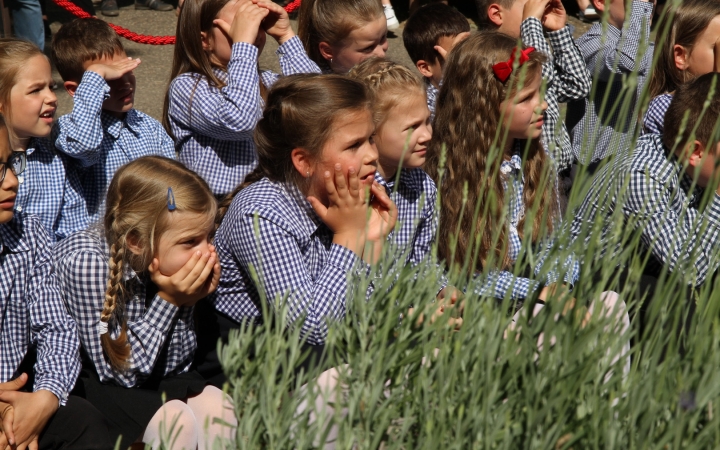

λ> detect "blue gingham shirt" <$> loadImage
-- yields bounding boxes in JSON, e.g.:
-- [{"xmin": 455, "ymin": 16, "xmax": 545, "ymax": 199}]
[
  {"xmin": 472, "ymin": 149, "xmax": 579, "ymax": 299},
  {"xmin": 426, "ymin": 82, "xmax": 438, "ymax": 123},
  {"xmin": 55, "ymin": 71, "xmax": 176, "ymax": 223},
  {"xmin": 212, "ymin": 178, "xmax": 370, "ymax": 345},
  {"xmin": 521, "ymin": 18, "xmax": 592, "ymax": 171},
  {"xmin": 17, "ymin": 138, "xmax": 88, "ymax": 242},
  {"xmin": 53, "ymin": 229, "xmax": 196, "ymax": 387},
  {"xmin": 569, "ymin": 0, "xmax": 655, "ymax": 164},
  {"xmin": 570, "ymin": 134, "xmax": 720, "ymax": 285},
  {"xmin": 642, "ymin": 93, "xmax": 672, "ymax": 135},
  {"xmin": 167, "ymin": 37, "xmax": 320, "ymax": 196},
  {"xmin": 0, "ymin": 214, "xmax": 80, "ymax": 406}
]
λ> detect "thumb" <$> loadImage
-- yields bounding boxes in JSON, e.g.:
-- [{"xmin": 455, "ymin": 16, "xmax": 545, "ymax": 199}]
[
  {"xmin": 434, "ymin": 45, "xmax": 448, "ymax": 60},
  {"xmin": 0, "ymin": 391, "xmax": 18, "ymax": 405},
  {"xmin": 306, "ymin": 196, "xmax": 328, "ymax": 218},
  {"xmin": 0, "ymin": 374, "xmax": 27, "ymax": 392}
]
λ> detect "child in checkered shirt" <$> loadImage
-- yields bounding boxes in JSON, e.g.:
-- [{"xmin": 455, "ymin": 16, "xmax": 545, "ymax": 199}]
[
  {"xmin": 643, "ymin": 0, "xmax": 720, "ymax": 136},
  {"xmin": 0, "ymin": 39, "xmax": 87, "ymax": 242},
  {"xmin": 52, "ymin": 18, "xmax": 176, "ymax": 225},
  {"xmin": 401, "ymin": 3, "xmax": 470, "ymax": 121},
  {"xmin": 165, "ymin": 0, "xmax": 320, "ymax": 197},
  {"xmin": 476, "ymin": 0, "xmax": 591, "ymax": 175}
]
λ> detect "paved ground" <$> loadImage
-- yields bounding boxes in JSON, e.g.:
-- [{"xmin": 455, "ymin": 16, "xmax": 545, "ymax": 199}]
[{"xmin": 44, "ymin": 2, "xmax": 590, "ymax": 120}]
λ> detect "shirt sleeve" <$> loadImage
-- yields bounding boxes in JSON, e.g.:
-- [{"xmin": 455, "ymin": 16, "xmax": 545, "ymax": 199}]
[
  {"xmin": 27, "ymin": 221, "xmax": 81, "ymax": 405},
  {"xmin": 54, "ymin": 160, "xmax": 88, "ymax": 241},
  {"xmin": 471, "ymin": 269, "xmax": 542, "ymax": 300},
  {"xmin": 521, "ymin": 17, "xmax": 555, "ymax": 84},
  {"xmin": 545, "ymin": 23, "xmax": 592, "ymax": 102},
  {"xmin": 54, "ymin": 248, "xmax": 182, "ymax": 387},
  {"xmin": 231, "ymin": 212, "xmax": 369, "ymax": 345},
  {"xmin": 54, "ymin": 71, "xmax": 109, "ymax": 167},
  {"xmin": 624, "ymin": 169, "xmax": 720, "ymax": 285},
  {"xmin": 584, "ymin": 1, "xmax": 654, "ymax": 79},
  {"xmin": 168, "ymin": 42, "xmax": 262, "ymax": 142},
  {"xmin": 277, "ymin": 36, "xmax": 322, "ymax": 76}
]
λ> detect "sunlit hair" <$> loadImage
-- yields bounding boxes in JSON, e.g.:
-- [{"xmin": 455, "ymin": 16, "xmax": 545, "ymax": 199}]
[
  {"xmin": 162, "ymin": 0, "xmax": 267, "ymax": 139},
  {"xmin": 425, "ymin": 31, "xmax": 557, "ymax": 274},
  {"xmin": 648, "ymin": 0, "xmax": 720, "ymax": 99},
  {"xmin": 51, "ymin": 18, "xmax": 125, "ymax": 82},
  {"xmin": 101, "ymin": 156, "xmax": 216, "ymax": 370},
  {"xmin": 0, "ymin": 39, "xmax": 45, "ymax": 135},
  {"xmin": 217, "ymin": 73, "xmax": 371, "ymax": 221},
  {"xmin": 298, "ymin": 0, "xmax": 384, "ymax": 70},
  {"xmin": 347, "ymin": 57, "xmax": 425, "ymax": 127}
]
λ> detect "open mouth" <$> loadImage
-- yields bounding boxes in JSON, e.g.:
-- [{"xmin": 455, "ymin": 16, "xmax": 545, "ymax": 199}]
[{"xmin": 39, "ymin": 110, "xmax": 55, "ymax": 119}]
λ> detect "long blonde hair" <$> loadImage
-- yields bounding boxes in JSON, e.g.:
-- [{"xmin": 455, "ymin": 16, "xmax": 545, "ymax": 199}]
[
  {"xmin": 425, "ymin": 32, "xmax": 557, "ymax": 275},
  {"xmin": 101, "ymin": 156, "xmax": 216, "ymax": 370},
  {"xmin": 0, "ymin": 39, "xmax": 45, "ymax": 140}
]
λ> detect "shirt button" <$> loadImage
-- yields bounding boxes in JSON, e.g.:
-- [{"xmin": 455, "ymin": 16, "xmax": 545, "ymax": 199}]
[
  {"xmin": 15, "ymin": 206, "xmax": 22, "ymax": 212},
  {"xmin": 17, "ymin": 176, "xmax": 23, "ymax": 183}
]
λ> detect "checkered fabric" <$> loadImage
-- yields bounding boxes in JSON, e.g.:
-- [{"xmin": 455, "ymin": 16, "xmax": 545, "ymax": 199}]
[
  {"xmin": 55, "ymin": 71, "xmax": 176, "ymax": 223},
  {"xmin": 212, "ymin": 178, "xmax": 371, "ymax": 345},
  {"xmin": 53, "ymin": 229, "xmax": 195, "ymax": 388},
  {"xmin": 521, "ymin": 17, "xmax": 592, "ymax": 171},
  {"xmin": 0, "ymin": 214, "xmax": 80, "ymax": 405},
  {"xmin": 569, "ymin": 0, "xmax": 654, "ymax": 164},
  {"xmin": 426, "ymin": 82, "xmax": 439, "ymax": 123},
  {"xmin": 570, "ymin": 134, "xmax": 720, "ymax": 285},
  {"xmin": 642, "ymin": 93, "xmax": 672, "ymax": 136},
  {"xmin": 167, "ymin": 37, "xmax": 320, "ymax": 196},
  {"xmin": 16, "ymin": 138, "xmax": 88, "ymax": 242}
]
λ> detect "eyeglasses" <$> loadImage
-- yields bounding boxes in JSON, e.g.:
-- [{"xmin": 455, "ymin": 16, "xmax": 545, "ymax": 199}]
[{"xmin": 0, "ymin": 152, "xmax": 26, "ymax": 184}]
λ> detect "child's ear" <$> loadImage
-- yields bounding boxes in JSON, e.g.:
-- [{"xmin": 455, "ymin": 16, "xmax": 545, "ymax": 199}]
[
  {"xmin": 201, "ymin": 31, "xmax": 212, "ymax": 52},
  {"xmin": 591, "ymin": 0, "xmax": 605, "ymax": 13},
  {"xmin": 125, "ymin": 232, "xmax": 144, "ymax": 257},
  {"xmin": 487, "ymin": 3, "xmax": 505, "ymax": 27},
  {"xmin": 318, "ymin": 42, "xmax": 334, "ymax": 63},
  {"xmin": 674, "ymin": 44, "xmax": 690, "ymax": 70},
  {"xmin": 416, "ymin": 60, "xmax": 434, "ymax": 79},
  {"xmin": 63, "ymin": 81, "xmax": 79, "ymax": 97},
  {"xmin": 291, "ymin": 148, "xmax": 314, "ymax": 178},
  {"xmin": 686, "ymin": 139, "xmax": 707, "ymax": 167}
]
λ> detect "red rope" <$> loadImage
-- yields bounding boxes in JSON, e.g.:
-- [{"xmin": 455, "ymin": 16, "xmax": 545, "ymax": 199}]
[{"xmin": 51, "ymin": 0, "xmax": 302, "ymax": 45}]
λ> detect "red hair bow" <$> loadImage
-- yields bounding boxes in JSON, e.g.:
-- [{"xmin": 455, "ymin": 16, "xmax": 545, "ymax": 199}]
[{"xmin": 492, "ymin": 47, "xmax": 536, "ymax": 83}]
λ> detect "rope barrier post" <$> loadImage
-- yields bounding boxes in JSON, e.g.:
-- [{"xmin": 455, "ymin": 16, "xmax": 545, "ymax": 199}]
[{"xmin": 51, "ymin": 0, "xmax": 301, "ymax": 45}]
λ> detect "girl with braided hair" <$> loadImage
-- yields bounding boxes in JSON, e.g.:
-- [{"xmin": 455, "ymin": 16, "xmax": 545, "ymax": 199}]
[{"xmin": 53, "ymin": 156, "xmax": 236, "ymax": 450}]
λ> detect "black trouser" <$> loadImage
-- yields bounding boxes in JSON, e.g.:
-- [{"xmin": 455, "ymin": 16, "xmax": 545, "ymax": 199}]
[{"xmin": 38, "ymin": 396, "xmax": 113, "ymax": 450}]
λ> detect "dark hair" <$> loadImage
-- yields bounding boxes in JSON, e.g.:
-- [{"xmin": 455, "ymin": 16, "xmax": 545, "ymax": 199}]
[
  {"xmin": 664, "ymin": 72, "xmax": 720, "ymax": 152},
  {"xmin": 648, "ymin": 0, "xmax": 720, "ymax": 98},
  {"xmin": 425, "ymin": 31, "xmax": 555, "ymax": 274},
  {"xmin": 403, "ymin": 3, "xmax": 471, "ymax": 65},
  {"xmin": 162, "ymin": 0, "xmax": 267, "ymax": 139},
  {"xmin": 298, "ymin": 0, "xmax": 384, "ymax": 69},
  {"xmin": 217, "ymin": 74, "xmax": 372, "ymax": 220},
  {"xmin": 474, "ymin": 0, "xmax": 514, "ymax": 29},
  {"xmin": 51, "ymin": 18, "xmax": 124, "ymax": 82}
]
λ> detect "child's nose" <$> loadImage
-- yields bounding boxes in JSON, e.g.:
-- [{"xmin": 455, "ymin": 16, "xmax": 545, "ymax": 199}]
[
  {"xmin": 3, "ymin": 166, "xmax": 19, "ymax": 191},
  {"xmin": 372, "ymin": 45, "xmax": 386, "ymax": 58}
]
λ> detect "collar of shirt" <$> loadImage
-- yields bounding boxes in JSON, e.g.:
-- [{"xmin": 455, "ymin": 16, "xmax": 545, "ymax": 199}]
[
  {"xmin": 374, "ymin": 169, "xmax": 421, "ymax": 194},
  {"xmin": 500, "ymin": 152, "xmax": 523, "ymax": 176},
  {"xmin": 663, "ymin": 144, "xmax": 704, "ymax": 205},
  {"xmin": 0, "ymin": 218, "xmax": 30, "ymax": 255},
  {"xmin": 101, "ymin": 109, "xmax": 142, "ymax": 139},
  {"xmin": 282, "ymin": 181, "xmax": 324, "ymax": 238}
]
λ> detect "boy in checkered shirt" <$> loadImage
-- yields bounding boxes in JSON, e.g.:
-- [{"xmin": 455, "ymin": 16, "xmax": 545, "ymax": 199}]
[
  {"xmin": 476, "ymin": 0, "xmax": 591, "ymax": 175},
  {"xmin": 570, "ymin": 73, "xmax": 720, "ymax": 286},
  {"xmin": 402, "ymin": 3, "xmax": 471, "ymax": 121},
  {"xmin": 51, "ymin": 18, "xmax": 175, "ymax": 224}
]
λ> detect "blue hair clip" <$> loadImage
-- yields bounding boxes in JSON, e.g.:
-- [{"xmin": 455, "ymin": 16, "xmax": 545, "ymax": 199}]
[{"xmin": 167, "ymin": 187, "xmax": 176, "ymax": 211}]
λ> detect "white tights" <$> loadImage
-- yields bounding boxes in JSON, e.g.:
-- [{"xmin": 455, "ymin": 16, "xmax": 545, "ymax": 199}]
[{"xmin": 141, "ymin": 385, "xmax": 237, "ymax": 450}]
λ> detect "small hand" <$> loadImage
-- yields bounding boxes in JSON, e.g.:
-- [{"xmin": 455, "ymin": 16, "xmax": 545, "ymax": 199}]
[
  {"xmin": 523, "ymin": 0, "xmax": 551, "ymax": 22},
  {"xmin": 541, "ymin": 0, "xmax": 567, "ymax": 31},
  {"xmin": 254, "ymin": 0, "xmax": 294, "ymax": 44},
  {"xmin": 0, "ymin": 390, "xmax": 57, "ymax": 449},
  {"xmin": 148, "ymin": 246, "xmax": 220, "ymax": 307},
  {"xmin": 433, "ymin": 31, "xmax": 470, "ymax": 61},
  {"xmin": 0, "ymin": 374, "xmax": 28, "ymax": 448},
  {"xmin": 213, "ymin": 0, "xmax": 269, "ymax": 45},
  {"xmin": 366, "ymin": 182, "xmax": 397, "ymax": 242},
  {"xmin": 87, "ymin": 57, "xmax": 141, "ymax": 81}
]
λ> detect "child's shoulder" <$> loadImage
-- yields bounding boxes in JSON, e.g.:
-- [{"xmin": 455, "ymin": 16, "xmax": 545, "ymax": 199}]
[
  {"xmin": 0, "ymin": 214, "xmax": 51, "ymax": 254},
  {"xmin": 229, "ymin": 178, "xmax": 296, "ymax": 218},
  {"xmin": 629, "ymin": 134, "xmax": 676, "ymax": 181},
  {"xmin": 53, "ymin": 228, "xmax": 106, "ymax": 261}
]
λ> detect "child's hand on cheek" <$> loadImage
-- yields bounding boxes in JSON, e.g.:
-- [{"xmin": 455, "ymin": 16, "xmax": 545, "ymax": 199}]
[
  {"xmin": 254, "ymin": 0, "xmax": 294, "ymax": 45},
  {"xmin": 149, "ymin": 249, "xmax": 220, "ymax": 307},
  {"xmin": 308, "ymin": 164, "xmax": 370, "ymax": 256},
  {"xmin": 87, "ymin": 57, "xmax": 141, "ymax": 81},
  {"xmin": 214, "ymin": 1, "xmax": 269, "ymax": 46},
  {"xmin": 366, "ymin": 181, "xmax": 397, "ymax": 242}
]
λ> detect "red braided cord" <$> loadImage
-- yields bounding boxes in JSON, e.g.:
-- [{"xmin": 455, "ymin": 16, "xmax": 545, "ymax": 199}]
[{"xmin": 51, "ymin": 0, "xmax": 302, "ymax": 45}]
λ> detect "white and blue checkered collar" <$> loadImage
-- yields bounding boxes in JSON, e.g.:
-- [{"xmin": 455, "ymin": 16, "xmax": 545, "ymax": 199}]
[
  {"xmin": 282, "ymin": 180, "xmax": 324, "ymax": 237},
  {"xmin": 374, "ymin": 169, "xmax": 420, "ymax": 193},
  {"xmin": 101, "ymin": 109, "xmax": 141, "ymax": 139},
  {"xmin": 500, "ymin": 145, "xmax": 523, "ymax": 175},
  {"xmin": 664, "ymin": 145, "xmax": 704, "ymax": 206},
  {"xmin": 0, "ymin": 216, "xmax": 30, "ymax": 255}
]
